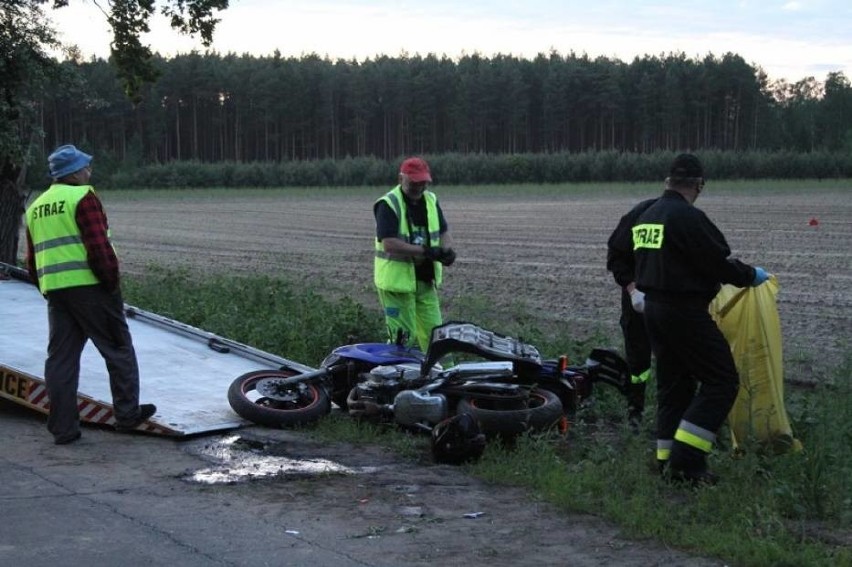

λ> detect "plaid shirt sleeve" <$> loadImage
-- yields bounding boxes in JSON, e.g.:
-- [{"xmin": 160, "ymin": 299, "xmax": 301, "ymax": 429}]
[
  {"xmin": 76, "ymin": 191, "xmax": 120, "ymax": 291},
  {"xmin": 25, "ymin": 230, "xmax": 39, "ymax": 287}
]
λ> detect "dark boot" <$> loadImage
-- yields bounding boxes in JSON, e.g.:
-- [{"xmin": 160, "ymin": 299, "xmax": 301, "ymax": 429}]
[
  {"xmin": 626, "ymin": 382, "xmax": 646, "ymax": 433},
  {"xmin": 667, "ymin": 442, "xmax": 718, "ymax": 487},
  {"xmin": 668, "ymin": 468, "xmax": 719, "ymax": 487},
  {"xmin": 115, "ymin": 403, "xmax": 157, "ymax": 432}
]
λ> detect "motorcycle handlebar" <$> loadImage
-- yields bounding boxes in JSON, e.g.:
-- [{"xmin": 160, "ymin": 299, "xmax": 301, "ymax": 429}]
[{"xmin": 275, "ymin": 367, "xmax": 330, "ymax": 385}]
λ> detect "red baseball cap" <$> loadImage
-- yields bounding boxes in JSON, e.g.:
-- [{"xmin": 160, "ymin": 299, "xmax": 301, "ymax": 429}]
[{"xmin": 400, "ymin": 157, "xmax": 432, "ymax": 183}]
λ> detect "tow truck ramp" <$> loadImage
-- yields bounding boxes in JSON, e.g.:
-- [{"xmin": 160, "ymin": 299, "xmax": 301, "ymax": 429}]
[{"xmin": 0, "ymin": 263, "xmax": 314, "ymax": 436}]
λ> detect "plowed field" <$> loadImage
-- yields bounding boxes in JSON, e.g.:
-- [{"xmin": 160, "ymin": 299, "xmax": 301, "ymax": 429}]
[{"xmin": 106, "ymin": 183, "xmax": 851, "ymax": 379}]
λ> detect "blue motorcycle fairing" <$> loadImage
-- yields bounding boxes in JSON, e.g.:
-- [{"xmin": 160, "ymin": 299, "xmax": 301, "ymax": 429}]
[{"xmin": 327, "ymin": 342, "xmax": 426, "ymax": 366}]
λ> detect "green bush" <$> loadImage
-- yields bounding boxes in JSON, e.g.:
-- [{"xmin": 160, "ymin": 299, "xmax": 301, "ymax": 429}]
[{"xmin": 76, "ymin": 150, "xmax": 852, "ymax": 191}]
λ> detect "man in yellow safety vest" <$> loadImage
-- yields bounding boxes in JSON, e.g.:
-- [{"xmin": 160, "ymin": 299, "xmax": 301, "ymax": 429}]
[
  {"xmin": 373, "ymin": 157, "xmax": 456, "ymax": 351},
  {"xmin": 25, "ymin": 144, "xmax": 156, "ymax": 445}
]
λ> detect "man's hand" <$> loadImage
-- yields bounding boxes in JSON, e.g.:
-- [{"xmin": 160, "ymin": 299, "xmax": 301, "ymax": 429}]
[
  {"xmin": 752, "ymin": 266, "xmax": 769, "ymax": 286},
  {"xmin": 424, "ymin": 246, "xmax": 456, "ymax": 266},
  {"xmin": 423, "ymin": 246, "xmax": 443, "ymax": 262},
  {"xmin": 629, "ymin": 288, "xmax": 645, "ymax": 313},
  {"xmin": 438, "ymin": 247, "xmax": 456, "ymax": 266}
]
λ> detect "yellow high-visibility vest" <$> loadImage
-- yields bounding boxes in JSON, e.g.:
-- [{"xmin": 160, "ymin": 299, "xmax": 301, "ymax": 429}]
[
  {"xmin": 374, "ymin": 185, "xmax": 442, "ymax": 292},
  {"xmin": 26, "ymin": 184, "xmax": 102, "ymax": 294}
]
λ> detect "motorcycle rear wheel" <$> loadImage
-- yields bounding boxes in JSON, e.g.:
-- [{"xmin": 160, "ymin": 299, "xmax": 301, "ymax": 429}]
[
  {"xmin": 456, "ymin": 388, "xmax": 563, "ymax": 437},
  {"xmin": 227, "ymin": 370, "xmax": 331, "ymax": 427}
]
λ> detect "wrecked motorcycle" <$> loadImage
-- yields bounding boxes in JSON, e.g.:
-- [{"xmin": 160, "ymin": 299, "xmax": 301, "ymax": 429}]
[
  {"xmin": 227, "ymin": 321, "xmax": 629, "ymax": 432},
  {"xmin": 346, "ymin": 322, "xmax": 629, "ymax": 435},
  {"xmin": 226, "ymin": 340, "xmax": 427, "ymax": 427}
]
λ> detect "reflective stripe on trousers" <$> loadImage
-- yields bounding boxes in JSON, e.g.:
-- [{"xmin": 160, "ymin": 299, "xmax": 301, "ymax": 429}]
[
  {"xmin": 657, "ymin": 439, "xmax": 673, "ymax": 462},
  {"xmin": 675, "ymin": 420, "xmax": 716, "ymax": 453},
  {"xmin": 631, "ymin": 368, "xmax": 652, "ymax": 384}
]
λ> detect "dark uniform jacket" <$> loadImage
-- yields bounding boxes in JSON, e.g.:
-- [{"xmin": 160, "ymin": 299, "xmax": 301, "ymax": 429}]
[
  {"xmin": 633, "ymin": 191, "xmax": 755, "ymax": 304},
  {"xmin": 607, "ymin": 198, "xmax": 658, "ymax": 287}
]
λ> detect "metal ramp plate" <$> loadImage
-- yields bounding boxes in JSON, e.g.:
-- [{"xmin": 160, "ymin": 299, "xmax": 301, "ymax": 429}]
[{"xmin": 0, "ymin": 275, "xmax": 314, "ymax": 437}]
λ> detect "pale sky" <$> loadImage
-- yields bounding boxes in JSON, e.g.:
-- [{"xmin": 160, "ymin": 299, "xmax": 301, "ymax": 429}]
[{"xmin": 48, "ymin": 0, "xmax": 852, "ymax": 84}]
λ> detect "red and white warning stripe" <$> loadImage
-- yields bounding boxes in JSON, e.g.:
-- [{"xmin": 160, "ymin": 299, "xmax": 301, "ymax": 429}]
[
  {"xmin": 3, "ymin": 364, "xmax": 175, "ymax": 435},
  {"xmin": 26, "ymin": 381, "xmax": 50, "ymax": 410}
]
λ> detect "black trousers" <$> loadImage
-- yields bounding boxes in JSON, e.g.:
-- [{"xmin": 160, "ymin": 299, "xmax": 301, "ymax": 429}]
[
  {"xmin": 620, "ymin": 290, "xmax": 652, "ymax": 414},
  {"xmin": 643, "ymin": 299, "xmax": 739, "ymax": 460},
  {"xmin": 44, "ymin": 285, "xmax": 141, "ymax": 441}
]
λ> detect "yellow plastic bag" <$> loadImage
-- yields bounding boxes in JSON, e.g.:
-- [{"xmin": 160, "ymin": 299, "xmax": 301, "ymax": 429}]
[{"xmin": 710, "ymin": 276, "xmax": 802, "ymax": 454}]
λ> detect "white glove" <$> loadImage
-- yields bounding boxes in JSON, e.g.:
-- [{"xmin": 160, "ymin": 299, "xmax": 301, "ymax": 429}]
[{"xmin": 630, "ymin": 288, "xmax": 645, "ymax": 313}]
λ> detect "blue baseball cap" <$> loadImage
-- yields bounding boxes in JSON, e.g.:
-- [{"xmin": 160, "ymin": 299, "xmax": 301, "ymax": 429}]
[{"xmin": 48, "ymin": 145, "xmax": 93, "ymax": 179}]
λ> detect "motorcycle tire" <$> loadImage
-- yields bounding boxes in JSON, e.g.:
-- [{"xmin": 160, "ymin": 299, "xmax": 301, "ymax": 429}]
[
  {"xmin": 456, "ymin": 388, "xmax": 563, "ymax": 437},
  {"xmin": 537, "ymin": 384, "xmax": 581, "ymax": 416},
  {"xmin": 227, "ymin": 370, "xmax": 331, "ymax": 427}
]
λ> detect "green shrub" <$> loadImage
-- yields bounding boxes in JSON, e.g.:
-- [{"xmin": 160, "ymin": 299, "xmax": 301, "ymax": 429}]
[{"xmin": 89, "ymin": 150, "xmax": 852, "ymax": 190}]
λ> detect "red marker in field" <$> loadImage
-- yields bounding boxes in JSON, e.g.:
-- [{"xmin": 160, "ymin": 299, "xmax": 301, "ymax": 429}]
[{"xmin": 809, "ymin": 217, "xmax": 819, "ymax": 226}]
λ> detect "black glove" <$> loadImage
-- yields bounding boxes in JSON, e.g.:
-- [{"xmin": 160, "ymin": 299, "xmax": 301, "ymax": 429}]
[
  {"xmin": 438, "ymin": 247, "xmax": 456, "ymax": 266},
  {"xmin": 423, "ymin": 246, "xmax": 443, "ymax": 262}
]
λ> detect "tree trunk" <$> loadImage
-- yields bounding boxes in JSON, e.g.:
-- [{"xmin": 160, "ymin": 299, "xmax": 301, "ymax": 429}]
[{"xmin": 0, "ymin": 159, "xmax": 29, "ymax": 266}]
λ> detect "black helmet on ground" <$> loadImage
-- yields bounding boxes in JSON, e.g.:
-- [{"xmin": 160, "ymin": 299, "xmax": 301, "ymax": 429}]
[{"xmin": 431, "ymin": 413, "xmax": 487, "ymax": 465}]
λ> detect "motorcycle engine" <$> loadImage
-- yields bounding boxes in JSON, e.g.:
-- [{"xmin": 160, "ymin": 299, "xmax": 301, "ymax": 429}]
[
  {"xmin": 352, "ymin": 363, "xmax": 423, "ymax": 406},
  {"xmin": 393, "ymin": 389, "xmax": 448, "ymax": 428}
]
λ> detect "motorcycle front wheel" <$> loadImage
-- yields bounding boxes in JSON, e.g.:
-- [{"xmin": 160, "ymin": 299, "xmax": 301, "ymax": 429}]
[
  {"xmin": 456, "ymin": 388, "xmax": 563, "ymax": 437},
  {"xmin": 227, "ymin": 370, "xmax": 331, "ymax": 427}
]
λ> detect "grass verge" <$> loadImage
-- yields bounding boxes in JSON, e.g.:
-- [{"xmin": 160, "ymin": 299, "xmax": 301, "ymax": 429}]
[{"xmin": 124, "ymin": 269, "xmax": 851, "ymax": 567}]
